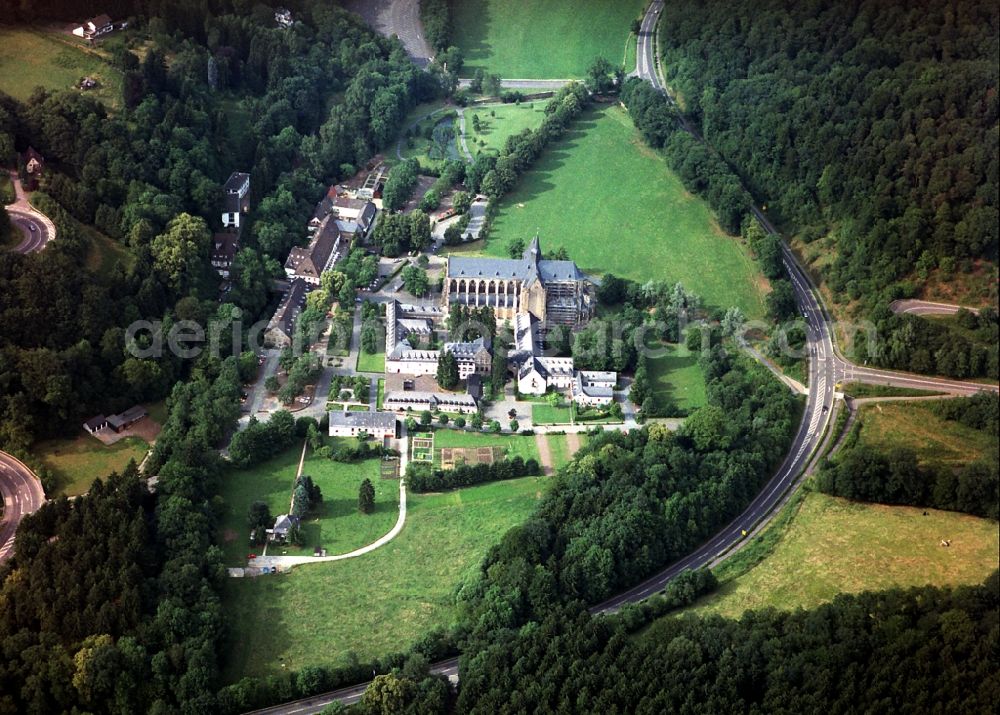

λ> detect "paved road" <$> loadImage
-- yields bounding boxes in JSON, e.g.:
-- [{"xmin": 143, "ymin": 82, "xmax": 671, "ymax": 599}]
[
  {"xmin": 889, "ymin": 299, "xmax": 983, "ymax": 316},
  {"xmin": 5, "ymin": 172, "xmax": 56, "ymax": 254},
  {"xmin": 250, "ymin": 2, "xmax": 998, "ymax": 710},
  {"xmin": 0, "ymin": 451, "xmax": 45, "ymax": 563}
]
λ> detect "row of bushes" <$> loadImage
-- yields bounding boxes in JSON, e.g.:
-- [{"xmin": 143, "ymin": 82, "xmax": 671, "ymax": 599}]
[
  {"xmin": 817, "ymin": 444, "xmax": 999, "ymax": 520},
  {"xmin": 406, "ymin": 455, "xmax": 541, "ymax": 492}
]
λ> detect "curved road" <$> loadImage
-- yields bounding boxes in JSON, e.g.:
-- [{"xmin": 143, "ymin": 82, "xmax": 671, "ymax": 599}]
[
  {"xmin": 0, "ymin": 451, "xmax": 45, "ymax": 563},
  {"xmin": 5, "ymin": 172, "xmax": 55, "ymax": 254},
  {"xmin": 250, "ymin": 3, "xmax": 997, "ymax": 711}
]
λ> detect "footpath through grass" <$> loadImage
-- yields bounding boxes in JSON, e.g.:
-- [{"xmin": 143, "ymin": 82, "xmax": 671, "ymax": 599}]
[
  {"xmin": 452, "ymin": 0, "xmax": 645, "ymax": 78},
  {"xmin": 218, "ymin": 443, "xmax": 397, "ymax": 565},
  {"xmin": 466, "ymin": 105, "xmax": 767, "ymax": 318},
  {"xmin": 221, "ymin": 475, "xmax": 547, "ymax": 680},
  {"xmin": 670, "ymin": 492, "xmax": 1000, "ymax": 622}
]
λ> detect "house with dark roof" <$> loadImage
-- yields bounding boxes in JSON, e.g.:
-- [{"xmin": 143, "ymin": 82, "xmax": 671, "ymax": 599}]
[
  {"xmin": 267, "ymin": 514, "xmax": 299, "ymax": 542},
  {"xmin": 265, "ymin": 279, "xmax": 311, "ymax": 348},
  {"xmin": 73, "ymin": 14, "xmax": 113, "ymax": 40},
  {"xmin": 106, "ymin": 405, "xmax": 148, "ymax": 433},
  {"xmin": 222, "ymin": 172, "xmax": 250, "ymax": 230},
  {"xmin": 442, "ymin": 236, "xmax": 596, "ymax": 327},
  {"xmin": 284, "ymin": 216, "xmax": 343, "ymax": 285},
  {"xmin": 83, "ymin": 415, "xmax": 108, "ymax": 434},
  {"xmin": 572, "ymin": 371, "xmax": 616, "ymax": 407},
  {"xmin": 211, "ymin": 233, "xmax": 240, "ymax": 278},
  {"xmin": 384, "ymin": 300, "xmax": 492, "ymax": 380},
  {"xmin": 328, "ymin": 411, "xmax": 398, "ymax": 439}
]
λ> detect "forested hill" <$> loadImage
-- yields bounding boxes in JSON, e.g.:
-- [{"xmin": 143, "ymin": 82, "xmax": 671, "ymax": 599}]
[{"xmin": 658, "ymin": 0, "xmax": 998, "ymax": 307}]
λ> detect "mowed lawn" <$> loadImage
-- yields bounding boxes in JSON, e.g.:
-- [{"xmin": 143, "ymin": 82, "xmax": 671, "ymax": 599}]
[
  {"xmin": 218, "ymin": 443, "xmax": 397, "ymax": 565},
  {"xmin": 33, "ymin": 433, "xmax": 149, "ymax": 497},
  {"xmin": 452, "ymin": 0, "xmax": 645, "ymax": 78},
  {"xmin": 671, "ymin": 493, "xmax": 1000, "ymax": 621},
  {"xmin": 646, "ymin": 340, "xmax": 707, "ymax": 412},
  {"xmin": 546, "ymin": 433, "xmax": 572, "ymax": 471},
  {"xmin": 470, "ymin": 106, "xmax": 767, "ymax": 318},
  {"xmin": 464, "ymin": 103, "xmax": 548, "ymax": 156},
  {"xmin": 856, "ymin": 401, "xmax": 998, "ymax": 470},
  {"xmin": 0, "ymin": 27, "xmax": 121, "ymax": 107},
  {"xmin": 356, "ymin": 349, "xmax": 384, "ymax": 374},
  {"xmin": 220, "ymin": 475, "xmax": 547, "ymax": 680}
]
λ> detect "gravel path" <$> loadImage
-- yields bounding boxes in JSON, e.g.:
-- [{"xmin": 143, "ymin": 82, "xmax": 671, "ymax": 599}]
[{"xmin": 534, "ymin": 432, "xmax": 554, "ymax": 475}]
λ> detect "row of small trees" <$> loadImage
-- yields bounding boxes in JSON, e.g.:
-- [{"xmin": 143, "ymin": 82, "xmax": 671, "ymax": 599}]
[{"xmin": 405, "ymin": 455, "xmax": 541, "ymax": 492}]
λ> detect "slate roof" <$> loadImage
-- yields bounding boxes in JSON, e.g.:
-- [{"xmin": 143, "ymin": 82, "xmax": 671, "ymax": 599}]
[
  {"xmin": 269, "ymin": 279, "xmax": 309, "ymax": 339},
  {"xmin": 446, "ymin": 236, "xmax": 590, "ymax": 284},
  {"xmin": 224, "ymin": 171, "xmax": 250, "ymax": 194},
  {"xmin": 328, "ymin": 411, "xmax": 397, "ymax": 432}
]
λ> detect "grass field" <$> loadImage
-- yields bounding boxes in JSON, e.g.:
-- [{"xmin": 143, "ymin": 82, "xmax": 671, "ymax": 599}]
[
  {"xmin": 432, "ymin": 428, "xmax": 541, "ymax": 465},
  {"xmin": 669, "ymin": 492, "xmax": 1000, "ymax": 621},
  {"xmin": 855, "ymin": 401, "xmax": 998, "ymax": 470},
  {"xmin": 356, "ymin": 349, "xmax": 384, "ymax": 374},
  {"xmin": 546, "ymin": 433, "xmax": 572, "ymax": 471},
  {"xmin": 34, "ymin": 432, "xmax": 149, "ymax": 497},
  {"xmin": 531, "ymin": 403, "xmax": 573, "ymax": 425},
  {"xmin": 220, "ymin": 475, "xmax": 547, "ymax": 680},
  {"xmin": 84, "ymin": 227, "xmax": 133, "ymax": 279},
  {"xmin": 0, "ymin": 27, "xmax": 121, "ymax": 107},
  {"xmin": 646, "ymin": 340, "xmax": 707, "ymax": 412},
  {"xmin": 452, "ymin": 0, "xmax": 646, "ymax": 78},
  {"xmin": 218, "ymin": 443, "xmax": 397, "ymax": 565},
  {"xmin": 464, "ymin": 103, "xmax": 548, "ymax": 157},
  {"xmin": 457, "ymin": 106, "xmax": 766, "ymax": 318}
]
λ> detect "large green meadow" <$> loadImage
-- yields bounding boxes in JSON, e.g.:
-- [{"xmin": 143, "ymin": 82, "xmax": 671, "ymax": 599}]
[
  {"xmin": 458, "ymin": 105, "xmax": 767, "ymax": 318},
  {"xmin": 0, "ymin": 27, "xmax": 121, "ymax": 107},
  {"xmin": 221, "ymin": 475, "xmax": 547, "ymax": 680},
  {"xmin": 452, "ymin": 0, "xmax": 645, "ymax": 78},
  {"xmin": 218, "ymin": 443, "xmax": 398, "ymax": 565}
]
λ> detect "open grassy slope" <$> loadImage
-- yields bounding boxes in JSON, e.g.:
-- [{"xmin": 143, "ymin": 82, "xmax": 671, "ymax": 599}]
[
  {"xmin": 221, "ymin": 475, "xmax": 547, "ymax": 680},
  {"xmin": 671, "ymin": 492, "xmax": 999, "ymax": 621},
  {"xmin": 855, "ymin": 401, "xmax": 998, "ymax": 470},
  {"xmin": 0, "ymin": 27, "xmax": 121, "ymax": 107},
  {"xmin": 33, "ymin": 432, "xmax": 148, "ymax": 497},
  {"xmin": 459, "ymin": 105, "xmax": 767, "ymax": 318},
  {"xmin": 218, "ymin": 444, "xmax": 398, "ymax": 565},
  {"xmin": 452, "ymin": 0, "xmax": 645, "ymax": 78}
]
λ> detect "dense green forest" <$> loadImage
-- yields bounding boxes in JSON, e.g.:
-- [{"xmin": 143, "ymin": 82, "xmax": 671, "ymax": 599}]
[
  {"xmin": 655, "ymin": 0, "xmax": 999, "ymax": 377},
  {"xmin": 0, "ymin": 2, "xmax": 437, "ymax": 711},
  {"xmin": 0, "ymin": 1, "xmax": 434, "ymax": 455}
]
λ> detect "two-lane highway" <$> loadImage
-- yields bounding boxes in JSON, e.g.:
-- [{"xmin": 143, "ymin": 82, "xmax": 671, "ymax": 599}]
[{"xmin": 0, "ymin": 451, "xmax": 45, "ymax": 563}]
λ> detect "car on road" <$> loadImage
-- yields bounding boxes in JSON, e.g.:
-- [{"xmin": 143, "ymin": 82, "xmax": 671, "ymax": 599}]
[{"xmin": 28, "ymin": 224, "xmax": 36, "ymax": 232}]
